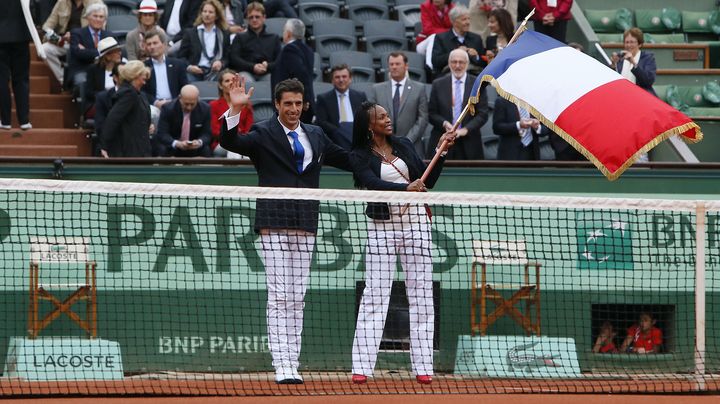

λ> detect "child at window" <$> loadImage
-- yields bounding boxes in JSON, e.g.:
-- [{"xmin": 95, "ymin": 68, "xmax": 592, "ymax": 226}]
[
  {"xmin": 592, "ymin": 321, "xmax": 618, "ymax": 353},
  {"xmin": 620, "ymin": 312, "xmax": 663, "ymax": 354}
]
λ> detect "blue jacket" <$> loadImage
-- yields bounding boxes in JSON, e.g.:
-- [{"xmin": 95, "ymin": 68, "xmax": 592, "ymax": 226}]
[{"xmin": 616, "ymin": 51, "xmax": 657, "ymax": 96}]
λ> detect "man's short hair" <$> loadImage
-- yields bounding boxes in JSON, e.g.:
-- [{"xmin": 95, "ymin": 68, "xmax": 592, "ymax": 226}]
[
  {"xmin": 84, "ymin": 3, "xmax": 108, "ymax": 18},
  {"xmin": 246, "ymin": 1, "xmax": 265, "ymax": 16},
  {"xmin": 449, "ymin": 5, "xmax": 469, "ymax": 22},
  {"xmin": 330, "ymin": 64, "xmax": 352, "ymax": 76},
  {"xmin": 143, "ymin": 29, "xmax": 164, "ymax": 43},
  {"xmin": 387, "ymin": 51, "xmax": 408, "ymax": 64},
  {"xmin": 284, "ymin": 19, "xmax": 305, "ymax": 40},
  {"xmin": 274, "ymin": 78, "xmax": 305, "ymax": 102}
]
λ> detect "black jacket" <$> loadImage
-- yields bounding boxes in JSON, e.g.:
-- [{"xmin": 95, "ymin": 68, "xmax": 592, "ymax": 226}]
[
  {"xmin": 219, "ymin": 115, "xmax": 352, "ymax": 233},
  {"xmin": 271, "ymin": 39, "xmax": 315, "ymax": 122},
  {"xmin": 160, "ymin": 0, "xmax": 203, "ymax": 42},
  {"xmin": 493, "ymin": 97, "xmax": 544, "ymax": 160},
  {"xmin": 350, "ymin": 136, "xmax": 445, "ymax": 220},
  {"xmin": 142, "ymin": 57, "xmax": 189, "ymax": 105},
  {"xmin": 100, "ymin": 83, "xmax": 151, "ymax": 157},
  {"xmin": 177, "ymin": 26, "xmax": 231, "ymax": 67},
  {"xmin": 0, "ymin": 1, "xmax": 31, "ymax": 43},
  {"xmin": 315, "ymin": 88, "xmax": 367, "ymax": 150},
  {"xmin": 155, "ymin": 99, "xmax": 212, "ymax": 148},
  {"xmin": 228, "ymin": 26, "xmax": 282, "ymax": 74},
  {"xmin": 68, "ymin": 27, "xmax": 114, "ymax": 80},
  {"xmin": 431, "ymin": 29, "xmax": 486, "ymax": 76}
]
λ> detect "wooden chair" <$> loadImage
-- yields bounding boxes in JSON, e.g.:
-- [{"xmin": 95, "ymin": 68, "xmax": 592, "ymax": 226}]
[
  {"xmin": 28, "ymin": 237, "xmax": 97, "ymax": 339},
  {"xmin": 470, "ymin": 240, "xmax": 541, "ymax": 337}
]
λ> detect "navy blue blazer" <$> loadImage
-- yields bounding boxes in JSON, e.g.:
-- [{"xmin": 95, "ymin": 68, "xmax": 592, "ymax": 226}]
[
  {"xmin": 315, "ymin": 88, "xmax": 367, "ymax": 150},
  {"xmin": 142, "ymin": 57, "xmax": 189, "ymax": 105},
  {"xmin": 271, "ymin": 40, "xmax": 315, "ymax": 123},
  {"xmin": 68, "ymin": 27, "xmax": 114, "ymax": 79},
  {"xmin": 155, "ymin": 99, "xmax": 212, "ymax": 148},
  {"xmin": 493, "ymin": 97, "xmax": 546, "ymax": 160},
  {"xmin": 616, "ymin": 51, "xmax": 657, "ymax": 96},
  {"xmin": 220, "ymin": 115, "xmax": 352, "ymax": 233},
  {"xmin": 160, "ymin": 0, "xmax": 203, "ymax": 42},
  {"xmin": 350, "ymin": 136, "xmax": 445, "ymax": 220}
]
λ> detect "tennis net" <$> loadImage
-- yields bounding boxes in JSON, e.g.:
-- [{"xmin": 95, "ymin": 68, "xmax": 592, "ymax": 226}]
[{"xmin": 0, "ymin": 178, "xmax": 718, "ymax": 396}]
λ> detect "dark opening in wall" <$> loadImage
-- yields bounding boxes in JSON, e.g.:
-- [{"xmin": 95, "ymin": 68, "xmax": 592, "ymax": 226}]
[{"xmin": 591, "ymin": 304, "xmax": 675, "ymax": 353}]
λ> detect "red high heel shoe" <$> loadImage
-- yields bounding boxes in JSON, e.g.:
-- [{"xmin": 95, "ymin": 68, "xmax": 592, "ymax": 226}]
[
  {"xmin": 416, "ymin": 375, "xmax": 432, "ymax": 384},
  {"xmin": 352, "ymin": 374, "xmax": 368, "ymax": 384}
]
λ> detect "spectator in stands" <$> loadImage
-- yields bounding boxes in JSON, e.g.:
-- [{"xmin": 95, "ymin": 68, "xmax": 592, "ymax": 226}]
[
  {"xmin": 315, "ymin": 64, "xmax": 367, "ymax": 150},
  {"xmin": 142, "ymin": 30, "xmax": 189, "ymax": 109},
  {"xmin": 68, "ymin": 3, "xmax": 113, "ymax": 89},
  {"xmin": 178, "ymin": 0, "xmax": 231, "ymax": 82},
  {"xmin": 431, "ymin": 5, "xmax": 486, "ymax": 77},
  {"xmin": 220, "ymin": 0, "xmax": 248, "ymax": 41},
  {"xmin": 219, "ymin": 77, "xmax": 353, "ymax": 385},
  {"xmin": 100, "ymin": 60, "xmax": 152, "ymax": 158},
  {"xmin": 529, "ymin": 0, "xmax": 572, "ymax": 43},
  {"xmin": 126, "ymin": 0, "xmax": 168, "ymax": 61},
  {"xmin": 493, "ymin": 97, "xmax": 549, "ymax": 160},
  {"xmin": 349, "ymin": 101, "xmax": 456, "ymax": 386},
  {"xmin": 271, "ymin": 19, "xmax": 314, "ymax": 124},
  {"xmin": 469, "ymin": 0, "xmax": 518, "ymax": 41},
  {"xmin": 154, "ymin": 84, "xmax": 212, "ymax": 157},
  {"xmin": 94, "ymin": 64, "xmax": 122, "ymax": 154},
  {"xmin": 209, "ymin": 69, "xmax": 253, "ymax": 157},
  {"xmin": 592, "ymin": 321, "xmax": 618, "ymax": 354},
  {"xmin": 41, "ymin": 0, "xmax": 103, "ymax": 86},
  {"xmin": 160, "ymin": 0, "xmax": 203, "ymax": 53},
  {"xmin": 428, "ymin": 49, "xmax": 487, "ymax": 159},
  {"xmin": 416, "ymin": 0, "xmax": 454, "ymax": 51},
  {"xmin": 0, "ymin": 0, "xmax": 34, "ymax": 130},
  {"xmin": 484, "ymin": 8, "xmax": 514, "ymax": 63},
  {"xmin": 611, "ymin": 28, "xmax": 657, "ymax": 97},
  {"xmin": 568, "ymin": 42, "xmax": 584, "ymax": 52},
  {"xmin": 85, "ymin": 37, "xmax": 124, "ymax": 120},
  {"xmin": 264, "ymin": 0, "xmax": 298, "ymax": 19},
  {"xmin": 228, "ymin": 2, "xmax": 282, "ymax": 83},
  {"xmin": 620, "ymin": 312, "xmax": 663, "ymax": 354},
  {"xmin": 368, "ymin": 52, "xmax": 429, "ymax": 157}
]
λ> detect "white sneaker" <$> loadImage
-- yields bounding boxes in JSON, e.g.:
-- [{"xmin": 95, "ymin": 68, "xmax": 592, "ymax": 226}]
[
  {"xmin": 20, "ymin": 123, "xmax": 32, "ymax": 130},
  {"xmin": 275, "ymin": 367, "xmax": 302, "ymax": 384},
  {"xmin": 291, "ymin": 368, "xmax": 303, "ymax": 382},
  {"xmin": 0, "ymin": 124, "xmax": 10, "ymax": 130}
]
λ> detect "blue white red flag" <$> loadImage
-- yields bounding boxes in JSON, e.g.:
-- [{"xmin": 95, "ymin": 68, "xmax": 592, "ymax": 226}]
[{"xmin": 468, "ymin": 30, "xmax": 702, "ymax": 180}]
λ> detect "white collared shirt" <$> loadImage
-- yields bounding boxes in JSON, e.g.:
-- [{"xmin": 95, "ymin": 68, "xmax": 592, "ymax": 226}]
[
  {"xmin": 166, "ymin": 0, "xmax": 185, "ymax": 37},
  {"xmin": 223, "ymin": 109, "xmax": 313, "ymax": 170},
  {"xmin": 335, "ymin": 89, "xmax": 353, "ymax": 123},
  {"xmin": 151, "ymin": 56, "xmax": 173, "ymax": 101},
  {"xmin": 452, "ymin": 28, "xmax": 465, "ymax": 44},
  {"xmin": 620, "ymin": 51, "xmax": 641, "ymax": 85},
  {"xmin": 198, "ymin": 25, "xmax": 217, "ymax": 68},
  {"xmin": 392, "ymin": 76, "xmax": 407, "ymax": 100}
]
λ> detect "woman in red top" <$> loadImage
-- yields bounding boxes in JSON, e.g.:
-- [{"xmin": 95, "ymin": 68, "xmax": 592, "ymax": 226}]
[
  {"xmin": 529, "ymin": 0, "xmax": 573, "ymax": 43},
  {"xmin": 416, "ymin": 0, "xmax": 454, "ymax": 45},
  {"xmin": 620, "ymin": 312, "xmax": 663, "ymax": 354},
  {"xmin": 209, "ymin": 69, "xmax": 253, "ymax": 157}
]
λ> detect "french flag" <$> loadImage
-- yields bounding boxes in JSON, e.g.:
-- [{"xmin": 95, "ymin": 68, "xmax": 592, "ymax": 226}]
[{"xmin": 469, "ymin": 30, "xmax": 703, "ymax": 180}]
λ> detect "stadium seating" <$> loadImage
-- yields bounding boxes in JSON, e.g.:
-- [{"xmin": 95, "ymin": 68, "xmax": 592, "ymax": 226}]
[
  {"xmin": 634, "ymin": 8, "xmax": 682, "ymax": 33},
  {"xmin": 106, "ymin": 14, "xmax": 137, "ymax": 44},
  {"xmin": 310, "ymin": 18, "xmax": 357, "ymax": 59},
  {"xmin": 264, "ymin": 17, "xmax": 288, "ymax": 37},
  {"xmin": 392, "ymin": 0, "xmax": 423, "ymax": 36},
  {"xmin": 247, "ymin": 81, "xmax": 274, "ymax": 122},
  {"xmin": 105, "ymin": 0, "xmax": 137, "ymax": 16},
  {"xmin": 349, "ymin": 81, "xmax": 375, "ymax": 97},
  {"xmin": 195, "ymin": 80, "xmax": 219, "ymax": 103},
  {"xmin": 345, "ymin": 0, "xmax": 391, "ymax": 30},
  {"xmin": 362, "ymin": 20, "xmax": 408, "ymax": 59},
  {"xmin": 313, "ymin": 81, "xmax": 334, "ymax": 97},
  {"xmin": 297, "ymin": 0, "xmax": 341, "ymax": 31}
]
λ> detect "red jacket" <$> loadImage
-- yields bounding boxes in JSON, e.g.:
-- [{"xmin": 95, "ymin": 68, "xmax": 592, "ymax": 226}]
[
  {"xmin": 529, "ymin": 0, "xmax": 573, "ymax": 21},
  {"xmin": 209, "ymin": 97, "xmax": 254, "ymax": 151},
  {"xmin": 417, "ymin": 0, "xmax": 454, "ymax": 44}
]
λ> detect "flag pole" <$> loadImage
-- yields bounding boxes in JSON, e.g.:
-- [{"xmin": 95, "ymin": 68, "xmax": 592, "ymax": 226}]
[{"xmin": 420, "ymin": 8, "xmax": 536, "ymax": 183}]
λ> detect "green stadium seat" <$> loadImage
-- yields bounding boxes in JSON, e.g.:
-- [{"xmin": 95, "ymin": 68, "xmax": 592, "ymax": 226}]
[
  {"xmin": 584, "ymin": 8, "xmax": 633, "ymax": 33},
  {"xmin": 644, "ymin": 33, "xmax": 686, "ymax": 44},
  {"xmin": 653, "ymin": 85, "xmax": 672, "ymax": 103},
  {"xmin": 635, "ymin": 8, "xmax": 681, "ymax": 33},
  {"xmin": 682, "ymin": 10, "xmax": 715, "ymax": 33},
  {"xmin": 684, "ymin": 106, "xmax": 720, "ymax": 118},
  {"xmin": 596, "ymin": 33, "xmax": 623, "ymax": 43}
]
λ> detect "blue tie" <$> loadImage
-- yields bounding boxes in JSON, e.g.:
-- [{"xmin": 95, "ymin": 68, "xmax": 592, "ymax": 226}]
[
  {"xmin": 519, "ymin": 106, "xmax": 532, "ymax": 147},
  {"xmin": 288, "ymin": 130, "xmax": 305, "ymax": 173},
  {"xmin": 453, "ymin": 79, "xmax": 463, "ymax": 127}
]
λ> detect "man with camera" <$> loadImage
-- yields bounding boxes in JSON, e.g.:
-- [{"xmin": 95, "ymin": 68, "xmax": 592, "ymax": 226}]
[{"xmin": 41, "ymin": 0, "xmax": 103, "ymax": 86}]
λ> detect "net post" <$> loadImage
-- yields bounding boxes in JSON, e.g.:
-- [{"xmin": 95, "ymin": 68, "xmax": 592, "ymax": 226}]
[{"xmin": 694, "ymin": 202, "xmax": 706, "ymax": 390}]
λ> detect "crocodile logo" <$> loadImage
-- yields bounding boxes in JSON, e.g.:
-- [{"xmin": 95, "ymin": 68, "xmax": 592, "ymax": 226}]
[{"xmin": 506, "ymin": 342, "xmax": 561, "ymax": 373}]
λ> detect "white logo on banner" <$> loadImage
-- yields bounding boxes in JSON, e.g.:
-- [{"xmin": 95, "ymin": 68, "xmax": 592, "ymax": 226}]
[
  {"xmin": 473, "ymin": 240, "xmax": 527, "ymax": 265},
  {"xmin": 30, "ymin": 236, "xmax": 89, "ymax": 263}
]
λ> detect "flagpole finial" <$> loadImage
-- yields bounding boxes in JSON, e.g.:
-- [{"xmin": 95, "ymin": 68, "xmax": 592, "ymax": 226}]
[{"xmin": 508, "ymin": 8, "xmax": 536, "ymax": 46}]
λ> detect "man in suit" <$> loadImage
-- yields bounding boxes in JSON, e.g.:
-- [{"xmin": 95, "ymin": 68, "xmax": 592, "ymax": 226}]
[
  {"xmin": 228, "ymin": 2, "xmax": 282, "ymax": 82},
  {"xmin": 154, "ymin": 84, "xmax": 212, "ymax": 157},
  {"xmin": 93, "ymin": 64, "xmax": 120, "ymax": 155},
  {"xmin": 159, "ymin": 0, "xmax": 203, "ymax": 46},
  {"xmin": 220, "ymin": 78, "xmax": 352, "ymax": 385},
  {"xmin": 493, "ymin": 97, "xmax": 549, "ymax": 160},
  {"xmin": 315, "ymin": 64, "xmax": 366, "ymax": 150},
  {"xmin": 271, "ymin": 18, "xmax": 314, "ymax": 124},
  {"xmin": 427, "ymin": 49, "xmax": 488, "ymax": 160},
  {"xmin": 67, "ymin": 3, "xmax": 113, "ymax": 88},
  {"xmin": 431, "ymin": 4, "xmax": 486, "ymax": 77},
  {"xmin": 368, "ymin": 52, "xmax": 428, "ymax": 156},
  {"xmin": 142, "ymin": 30, "xmax": 189, "ymax": 109}
]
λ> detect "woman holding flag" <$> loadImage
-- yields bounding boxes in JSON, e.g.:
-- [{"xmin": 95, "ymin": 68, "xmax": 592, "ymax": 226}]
[{"xmin": 349, "ymin": 101, "xmax": 455, "ymax": 385}]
